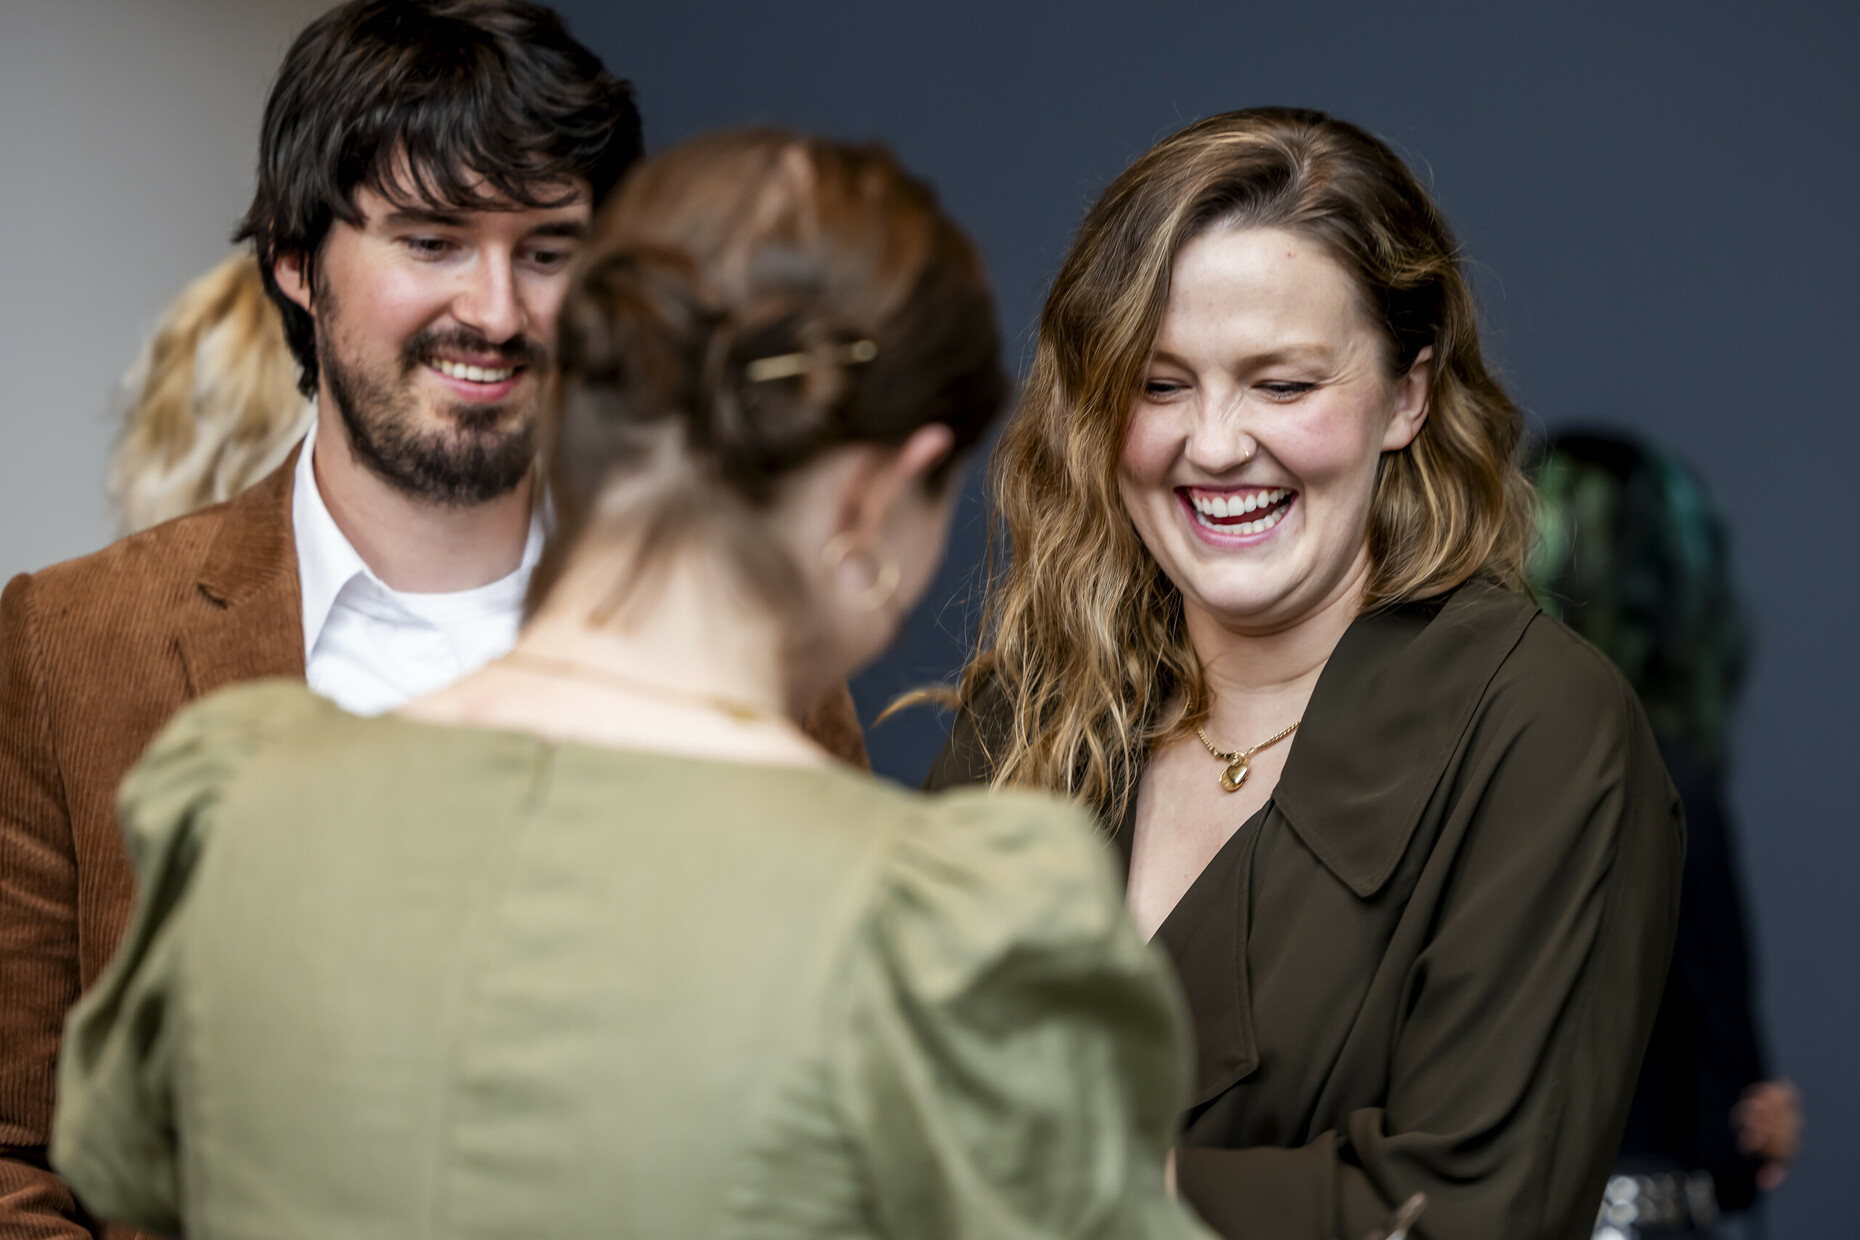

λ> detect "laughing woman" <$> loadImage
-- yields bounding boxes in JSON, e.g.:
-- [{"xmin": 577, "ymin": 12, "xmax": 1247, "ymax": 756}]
[{"xmin": 928, "ymin": 108, "xmax": 1683, "ymax": 1240}]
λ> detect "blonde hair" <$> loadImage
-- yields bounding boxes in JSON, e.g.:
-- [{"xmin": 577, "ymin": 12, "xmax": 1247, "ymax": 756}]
[
  {"xmin": 955, "ymin": 108, "xmax": 1534, "ymax": 819},
  {"xmin": 111, "ymin": 251, "xmax": 312, "ymax": 533}
]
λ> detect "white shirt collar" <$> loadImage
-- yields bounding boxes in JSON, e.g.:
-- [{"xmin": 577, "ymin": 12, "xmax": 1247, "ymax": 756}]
[
  {"xmin": 291, "ymin": 418, "xmax": 545, "ymax": 659},
  {"xmin": 294, "ymin": 419, "xmax": 372, "ymax": 660}
]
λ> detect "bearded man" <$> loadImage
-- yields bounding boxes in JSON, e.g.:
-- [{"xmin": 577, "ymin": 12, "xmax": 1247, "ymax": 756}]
[{"xmin": 0, "ymin": 4, "xmax": 865, "ymax": 1235}]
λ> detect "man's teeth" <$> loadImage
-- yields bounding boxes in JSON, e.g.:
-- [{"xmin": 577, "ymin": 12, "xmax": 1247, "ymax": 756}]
[
  {"xmin": 1190, "ymin": 489, "xmax": 1292, "ymax": 535},
  {"xmin": 434, "ymin": 359, "xmax": 517, "ymax": 383}
]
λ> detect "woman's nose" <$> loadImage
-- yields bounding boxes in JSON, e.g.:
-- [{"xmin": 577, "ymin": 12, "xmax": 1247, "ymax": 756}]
[{"xmin": 1182, "ymin": 394, "xmax": 1259, "ymax": 474}]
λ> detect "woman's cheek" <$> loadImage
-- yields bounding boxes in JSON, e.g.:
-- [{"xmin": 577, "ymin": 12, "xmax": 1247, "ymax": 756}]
[
  {"xmin": 1282, "ymin": 401, "xmax": 1382, "ymax": 492},
  {"xmin": 1108, "ymin": 422, "xmax": 1168, "ymax": 509},
  {"xmin": 1117, "ymin": 410, "xmax": 1165, "ymax": 485}
]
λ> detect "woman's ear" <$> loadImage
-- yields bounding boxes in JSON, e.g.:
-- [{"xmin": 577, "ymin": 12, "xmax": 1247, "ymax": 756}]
[
  {"xmin": 835, "ymin": 424, "xmax": 956, "ymax": 541},
  {"xmin": 891, "ymin": 424, "xmax": 957, "ymax": 494},
  {"xmin": 1382, "ymin": 345, "xmax": 1433, "ymax": 452},
  {"xmin": 273, "ymin": 251, "xmax": 313, "ymax": 317}
]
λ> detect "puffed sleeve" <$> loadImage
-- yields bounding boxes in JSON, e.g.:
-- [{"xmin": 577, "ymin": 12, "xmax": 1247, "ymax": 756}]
[
  {"xmin": 832, "ymin": 788, "xmax": 1213, "ymax": 1239},
  {"xmin": 50, "ymin": 681, "xmax": 325, "ymax": 1232}
]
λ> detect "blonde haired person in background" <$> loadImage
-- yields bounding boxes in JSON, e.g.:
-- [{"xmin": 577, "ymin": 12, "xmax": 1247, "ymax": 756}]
[{"xmin": 110, "ymin": 251, "xmax": 313, "ymax": 534}]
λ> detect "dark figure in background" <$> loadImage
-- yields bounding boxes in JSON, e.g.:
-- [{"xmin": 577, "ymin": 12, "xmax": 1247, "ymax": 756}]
[{"xmin": 1532, "ymin": 431, "xmax": 1802, "ymax": 1239}]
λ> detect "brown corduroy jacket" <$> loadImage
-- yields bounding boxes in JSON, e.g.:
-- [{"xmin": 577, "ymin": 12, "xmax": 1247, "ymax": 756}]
[{"xmin": 0, "ymin": 450, "xmax": 870, "ymax": 1239}]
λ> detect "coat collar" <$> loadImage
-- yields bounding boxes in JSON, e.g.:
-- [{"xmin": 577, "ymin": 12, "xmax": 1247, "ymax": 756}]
[
  {"xmin": 1271, "ymin": 579, "xmax": 1539, "ymax": 897},
  {"xmin": 179, "ymin": 444, "xmax": 307, "ymax": 697},
  {"xmin": 1145, "ymin": 580, "xmax": 1540, "ymax": 1107},
  {"xmin": 1111, "ymin": 581, "xmax": 1540, "ymax": 894}
]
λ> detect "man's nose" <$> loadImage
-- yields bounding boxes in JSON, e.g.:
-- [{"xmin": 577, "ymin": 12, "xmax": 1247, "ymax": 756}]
[{"xmin": 452, "ymin": 253, "xmax": 527, "ymax": 344}]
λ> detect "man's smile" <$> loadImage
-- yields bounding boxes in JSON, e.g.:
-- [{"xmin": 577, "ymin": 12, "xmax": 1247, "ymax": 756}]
[{"xmin": 431, "ymin": 357, "xmax": 519, "ymax": 384}]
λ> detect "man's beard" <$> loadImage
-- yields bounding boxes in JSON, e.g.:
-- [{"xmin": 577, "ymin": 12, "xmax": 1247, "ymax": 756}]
[{"xmin": 318, "ymin": 301, "xmax": 544, "ymax": 507}]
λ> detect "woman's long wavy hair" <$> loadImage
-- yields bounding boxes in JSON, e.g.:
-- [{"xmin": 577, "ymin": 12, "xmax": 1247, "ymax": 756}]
[{"xmin": 957, "ymin": 107, "xmax": 1534, "ymax": 819}]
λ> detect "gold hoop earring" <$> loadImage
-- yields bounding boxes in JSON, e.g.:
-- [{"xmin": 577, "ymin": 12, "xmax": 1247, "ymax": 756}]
[{"xmin": 821, "ymin": 532, "xmax": 900, "ymax": 612}]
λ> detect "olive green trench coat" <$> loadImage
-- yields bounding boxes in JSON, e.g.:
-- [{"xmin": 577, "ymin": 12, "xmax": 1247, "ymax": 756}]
[{"xmin": 927, "ymin": 582, "xmax": 1685, "ymax": 1240}]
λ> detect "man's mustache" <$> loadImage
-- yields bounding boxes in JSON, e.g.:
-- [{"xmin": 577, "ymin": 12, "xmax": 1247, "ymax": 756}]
[{"xmin": 404, "ymin": 328, "xmax": 548, "ymax": 372}]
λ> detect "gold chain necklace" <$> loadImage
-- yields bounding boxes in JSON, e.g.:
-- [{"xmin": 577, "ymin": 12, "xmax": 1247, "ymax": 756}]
[
  {"xmin": 1193, "ymin": 719, "xmax": 1300, "ymax": 792},
  {"xmin": 500, "ymin": 650, "xmax": 778, "ymax": 724}
]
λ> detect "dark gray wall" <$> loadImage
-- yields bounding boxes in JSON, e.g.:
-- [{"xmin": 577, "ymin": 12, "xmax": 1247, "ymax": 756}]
[{"xmin": 556, "ymin": 1, "xmax": 1856, "ymax": 1232}]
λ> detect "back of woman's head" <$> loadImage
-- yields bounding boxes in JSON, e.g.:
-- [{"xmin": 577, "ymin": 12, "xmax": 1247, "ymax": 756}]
[
  {"xmin": 111, "ymin": 251, "xmax": 312, "ymax": 534},
  {"xmin": 1530, "ymin": 431, "xmax": 1747, "ymax": 759},
  {"xmin": 531, "ymin": 129, "xmax": 1006, "ymax": 619},
  {"xmin": 971, "ymin": 107, "xmax": 1532, "ymax": 810}
]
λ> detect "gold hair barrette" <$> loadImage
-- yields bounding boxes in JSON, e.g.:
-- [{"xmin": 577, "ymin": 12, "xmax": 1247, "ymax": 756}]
[{"xmin": 744, "ymin": 339, "xmax": 878, "ymax": 383}]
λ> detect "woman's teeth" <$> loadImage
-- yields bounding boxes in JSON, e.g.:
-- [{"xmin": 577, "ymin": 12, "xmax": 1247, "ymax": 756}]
[
  {"xmin": 1190, "ymin": 488, "xmax": 1292, "ymax": 536},
  {"xmin": 434, "ymin": 359, "xmax": 517, "ymax": 383}
]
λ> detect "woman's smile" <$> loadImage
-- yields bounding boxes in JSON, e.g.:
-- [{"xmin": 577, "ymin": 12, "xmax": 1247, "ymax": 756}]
[{"xmin": 1180, "ymin": 485, "xmax": 1298, "ymax": 544}]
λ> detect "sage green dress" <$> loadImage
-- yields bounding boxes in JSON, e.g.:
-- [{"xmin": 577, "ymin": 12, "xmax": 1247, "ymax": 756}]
[{"xmin": 52, "ymin": 682, "xmax": 1207, "ymax": 1239}]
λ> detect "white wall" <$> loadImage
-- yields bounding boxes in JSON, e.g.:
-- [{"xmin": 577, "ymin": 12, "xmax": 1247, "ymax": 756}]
[{"xmin": 0, "ymin": 0, "xmax": 332, "ymax": 582}]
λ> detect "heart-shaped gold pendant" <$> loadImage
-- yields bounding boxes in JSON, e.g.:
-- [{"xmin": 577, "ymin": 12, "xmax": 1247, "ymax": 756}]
[{"xmin": 1220, "ymin": 757, "xmax": 1250, "ymax": 793}]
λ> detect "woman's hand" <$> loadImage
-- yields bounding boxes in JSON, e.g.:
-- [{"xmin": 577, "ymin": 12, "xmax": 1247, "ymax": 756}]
[{"xmin": 1732, "ymin": 1078, "xmax": 1802, "ymax": 1191}]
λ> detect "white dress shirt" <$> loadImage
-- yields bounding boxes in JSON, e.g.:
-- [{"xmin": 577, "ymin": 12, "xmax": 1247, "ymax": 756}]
[{"xmin": 293, "ymin": 420, "xmax": 542, "ymax": 717}]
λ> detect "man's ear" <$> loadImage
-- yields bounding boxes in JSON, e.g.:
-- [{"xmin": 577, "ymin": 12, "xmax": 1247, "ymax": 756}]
[
  {"xmin": 1382, "ymin": 345, "xmax": 1433, "ymax": 453},
  {"xmin": 273, "ymin": 251, "xmax": 314, "ymax": 318}
]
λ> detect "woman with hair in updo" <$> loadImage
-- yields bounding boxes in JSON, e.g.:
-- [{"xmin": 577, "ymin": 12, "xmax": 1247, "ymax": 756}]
[
  {"xmin": 928, "ymin": 107, "xmax": 1684, "ymax": 1239},
  {"xmin": 53, "ymin": 131, "xmax": 1209, "ymax": 1239}
]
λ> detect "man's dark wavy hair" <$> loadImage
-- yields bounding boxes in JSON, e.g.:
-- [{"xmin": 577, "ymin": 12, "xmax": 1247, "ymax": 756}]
[{"xmin": 236, "ymin": 0, "xmax": 643, "ymax": 396}]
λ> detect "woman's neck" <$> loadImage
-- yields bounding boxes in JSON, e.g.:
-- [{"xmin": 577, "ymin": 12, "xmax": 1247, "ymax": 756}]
[
  {"xmin": 529, "ymin": 552, "xmax": 798, "ymax": 712},
  {"xmin": 403, "ymin": 546, "xmax": 835, "ymax": 768},
  {"xmin": 1184, "ymin": 555, "xmax": 1369, "ymax": 743}
]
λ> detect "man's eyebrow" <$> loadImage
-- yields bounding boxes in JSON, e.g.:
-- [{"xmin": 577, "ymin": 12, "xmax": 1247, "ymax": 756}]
[
  {"xmin": 382, "ymin": 207, "xmax": 469, "ymax": 229},
  {"xmin": 378, "ymin": 209, "xmax": 587, "ymax": 240},
  {"xmin": 529, "ymin": 219, "xmax": 588, "ymax": 240}
]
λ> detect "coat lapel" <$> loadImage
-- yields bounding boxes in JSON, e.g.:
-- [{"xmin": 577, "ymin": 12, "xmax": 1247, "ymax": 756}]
[
  {"xmin": 1156, "ymin": 811, "xmax": 1265, "ymax": 1107},
  {"xmin": 177, "ymin": 447, "xmax": 307, "ymax": 698},
  {"xmin": 1273, "ymin": 580, "xmax": 1539, "ymax": 897}
]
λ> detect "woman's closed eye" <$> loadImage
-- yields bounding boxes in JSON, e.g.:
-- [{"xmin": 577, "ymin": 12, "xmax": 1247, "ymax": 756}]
[
  {"xmin": 1142, "ymin": 377, "xmax": 1190, "ymax": 400},
  {"xmin": 1257, "ymin": 380, "xmax": 1317, "ymax": 400}
]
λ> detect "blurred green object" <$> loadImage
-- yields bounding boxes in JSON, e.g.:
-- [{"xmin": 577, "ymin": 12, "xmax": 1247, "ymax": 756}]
[{"xmin": 1528, "ymin": 431, "xmax": 1748, "ymax": 760}]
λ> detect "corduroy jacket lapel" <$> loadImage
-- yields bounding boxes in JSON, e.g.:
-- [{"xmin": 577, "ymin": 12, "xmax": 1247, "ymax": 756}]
[{"xmin": 177, "ymin": 447, "xmax": 307, "ymax": 699}]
